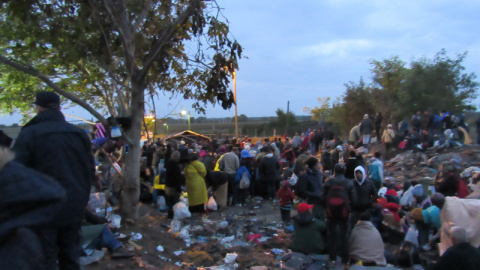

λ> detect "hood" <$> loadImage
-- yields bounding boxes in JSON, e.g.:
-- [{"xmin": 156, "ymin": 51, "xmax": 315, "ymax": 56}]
[
  {"xmin": 0, "ymin": 148, "xmax": 15, "ymax": 171},
  {"xmin": 294, "ymin": 212, "xmax": 315, "ymax": 225},
  {"xmin": 354, "ymin": 165, "xmax": 366, "ymax": 185}
]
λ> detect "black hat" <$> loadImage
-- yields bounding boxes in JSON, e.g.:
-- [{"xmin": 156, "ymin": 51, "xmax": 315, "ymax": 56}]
[{"xmin": 33, "ymin": 91, "xmax": 60, "ymax": 108}]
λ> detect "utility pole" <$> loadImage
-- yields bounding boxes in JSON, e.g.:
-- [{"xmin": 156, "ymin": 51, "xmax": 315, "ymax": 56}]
[{"xmin": 285, "ymin": 101, "xmax": 290, "ymax": 136}]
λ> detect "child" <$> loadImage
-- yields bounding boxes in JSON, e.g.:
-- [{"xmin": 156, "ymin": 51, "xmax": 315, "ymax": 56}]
[{"xmin": 276, "ymin": 180, "xmax": 296, "ymax": 224}]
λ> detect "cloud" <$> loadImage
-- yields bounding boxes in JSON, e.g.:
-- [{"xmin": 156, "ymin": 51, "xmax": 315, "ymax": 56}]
[{"xmin": 300, "ymin": 39, "xmax": 374, "ymax": 58}]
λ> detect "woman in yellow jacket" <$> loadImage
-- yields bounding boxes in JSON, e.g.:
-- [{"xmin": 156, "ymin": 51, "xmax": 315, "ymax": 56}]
[{"xmin": 184, "ymin": 153, "xmax": 208, "ymax": 213}]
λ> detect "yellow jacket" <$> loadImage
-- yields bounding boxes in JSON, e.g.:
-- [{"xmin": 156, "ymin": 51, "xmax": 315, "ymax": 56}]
[{"xmin": 183, "ymin": 160, "xmax": 208, "ymax": 206}]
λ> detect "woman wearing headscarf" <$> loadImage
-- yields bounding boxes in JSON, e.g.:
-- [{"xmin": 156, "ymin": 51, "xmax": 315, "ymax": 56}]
[{"xmin": 183, "ymin": 153, "xmax": 208, "ymax": 213}]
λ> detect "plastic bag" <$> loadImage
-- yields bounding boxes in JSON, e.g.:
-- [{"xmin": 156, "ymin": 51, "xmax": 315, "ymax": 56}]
[
  {"xmin": 157, "ymin": 196, "xmax": 167, "ymax": 211},
  {"xmin": 173, "ymin": 202, "xmax": 191, "ymax": 219},
  {"xmin": 405, "ymin": 225, "xmax": 419, "ymax": 247},
  {"xmin": 239, "ymin": 172, "xmax": 250, "ymax": 189},
  {"xmin": 207, "ymin": 196, "xmax": 218, "ymax": 211},
  {"xmin": 289, "ymin": 173, "xmax": 298, "ymax": 186}
]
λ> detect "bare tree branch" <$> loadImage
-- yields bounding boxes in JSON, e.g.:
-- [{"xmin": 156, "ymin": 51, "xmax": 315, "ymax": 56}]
[
  {"xmin": 0, "ymin": 54, "xmax": 108, "ymax": 126},
  {"xmin": 133, "ymin": 0, "xmax": 153, "ymax": 31}
]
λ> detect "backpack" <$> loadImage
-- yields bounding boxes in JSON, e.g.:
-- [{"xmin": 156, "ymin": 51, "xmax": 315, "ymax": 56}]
[
  {"xmin": 325, "ymin": 185, "xmax": 350, "ymax": 220},
  {"xmin": 239, "ymin": 171, "xmax": 250, "ymax": 189}
]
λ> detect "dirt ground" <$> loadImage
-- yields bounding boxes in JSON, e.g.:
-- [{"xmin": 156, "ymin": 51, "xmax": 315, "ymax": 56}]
[{"xmin": 85, "ymin": 197, "xmax": 292, "ymax": 270}]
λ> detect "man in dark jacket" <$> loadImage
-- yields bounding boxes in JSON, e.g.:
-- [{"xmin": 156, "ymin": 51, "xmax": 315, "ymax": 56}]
[
  {"xmin": 165, "ymin": 151, "xmax": 185, "ymax": 219},
  {"xmin": 13, "ymin": 91, "xmax": 95, "ymax": 270},
  {"xmin": 259, "ymin": 147, "xmax": 280, "ymax": 199},
  {"xmin": 351, "ymin": 166, "xmax": 377, "ymax": 228},
  {"xmin": 433, "ymin": 226, "xmax": 480, "ymax": 270},
  {"xmin": 345, "ymin": 150, "xmax": 361, "ymax": 180},
  {"xmin": 322, "ymin": 163, "xmax": 357, "ymax": 265},
  {"xmin": 360, "ymin": 114, "xmax": 374, "ymax": 148},
  {"xmin": 300, "ymin": 157, "xmax": 324, "ymax": 220},
  {"xmin": 0, "ymin": 148, "xmax": 66, "ymax": 270}
]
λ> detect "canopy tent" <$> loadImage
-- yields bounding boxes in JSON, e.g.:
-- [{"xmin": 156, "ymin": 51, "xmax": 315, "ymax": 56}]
[{"xmin": 164, "ymin": 130, "xmax": 211, "ymax": 145}]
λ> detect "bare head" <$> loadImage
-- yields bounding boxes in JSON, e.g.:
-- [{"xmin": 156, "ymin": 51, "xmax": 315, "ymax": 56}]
[{"xmin": 449, "ymin": 226, "xmax": 469, "ymax": 245}]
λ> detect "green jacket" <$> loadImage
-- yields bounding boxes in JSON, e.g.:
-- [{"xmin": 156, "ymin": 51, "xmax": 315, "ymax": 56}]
[{"xmin": 289, "ymin": 212, "xmax": 327, "ymax": 254}]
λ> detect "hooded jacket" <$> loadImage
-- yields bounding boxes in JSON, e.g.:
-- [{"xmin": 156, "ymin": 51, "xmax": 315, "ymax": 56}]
[
  {"xmin": 300, "ymin": 168, "xmax": 323, "ymax": 205},
  {"xmin": 352, "ymin": 166, "xmax": 378, "ymax": 211},
  {"xmin": 322, "ymin": 173, "xmax": 356, "ymax": 207},
  {"xmin": 259, "ymin": 153, "xmax": 280, "ymax": 182},
  {"xmin": 0, "ymin": 148, "xmax": 66, "ymax": 269},
  {"xmin": 12, "ymin": 108, "xmax": 94, "ymax": 226},
  {"xmin": 290, "ymin": 212, "xmax": 327, "ymax": 254}
]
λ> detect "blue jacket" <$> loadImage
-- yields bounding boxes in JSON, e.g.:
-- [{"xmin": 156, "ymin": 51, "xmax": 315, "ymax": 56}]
[{"xmin": 236, "ymin": 166, "xmax": 251, "ymax": 182}]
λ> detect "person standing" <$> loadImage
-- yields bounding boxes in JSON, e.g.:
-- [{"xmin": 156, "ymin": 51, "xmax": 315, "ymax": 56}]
[
  {"xmin": 183, "ymin": 152, "xmax": 208, "ymax": 213},
  {"xmin": 165, "ymin": 151, "xmax": 184, "ymax": 219},
  {"xmin": 367, "ymin": 152, "xmax": 384, "ymax": 191},
  {"xmin": 218, "ymin": 145, "xmax": 240, "ymax": 206},
  {"xmin": 381, "ymin": 124, "xmax": 396, "ymax": 157},
  {"xmin": 13, "ymin": 91, "xmax": 95, "ymax": 270},
  {"xmin": 360, "ymin": 114, "xmax": 373, "ymax": 148},
  {"xmin": 351, "ymin": 166, "xmax": 377, "ymax": 227},
  {"xmin": 259, "ymin": 147, "xmax": 280, "ymax": 200},
  {"xmin": 375, "ymin": 112, "xmax": 383, "ymax": 142}
]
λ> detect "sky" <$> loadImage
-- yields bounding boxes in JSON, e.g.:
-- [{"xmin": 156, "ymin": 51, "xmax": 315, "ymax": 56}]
[{"xmin": 1, "ymin": 0, "xmax": 480, "ymax": 125}]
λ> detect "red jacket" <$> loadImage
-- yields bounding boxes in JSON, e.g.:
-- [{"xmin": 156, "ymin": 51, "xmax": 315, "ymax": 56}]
[{"xmin": 276, "ymin": 187, "xmax": 295, "ymax": 207}]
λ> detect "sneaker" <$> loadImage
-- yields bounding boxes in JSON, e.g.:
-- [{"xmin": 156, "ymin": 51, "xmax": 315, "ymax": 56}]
[{"xmin": 111, "ymin": 247, "xmax": 135, "ymax": 259}]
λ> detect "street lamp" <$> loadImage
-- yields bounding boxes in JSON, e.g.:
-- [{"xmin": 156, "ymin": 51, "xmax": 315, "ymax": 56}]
[
  {"xmin": 224, "ymin": 64, "xmax": 238, "ymax": 139},
  {"xmin": 181, "ymin": 110, "xmax": 190, "ymax": 130},
  {"xmin": 163, "ymin": 123, "xmax": 169, "ymax": 134}
]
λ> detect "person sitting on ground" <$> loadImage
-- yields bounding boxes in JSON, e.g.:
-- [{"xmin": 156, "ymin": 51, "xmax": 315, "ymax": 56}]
[
  {"xmin": 349, "ymin": 211, "xmax": 387, "ymax": 266},
  {"xmin": 82, "ymin": 210, "xmax": 134, "ymax": 259},
  {"xmin": 289, "ymin": 203, "xmax": 327, "ymax": 255},
  {"xmin": 383, "ymin": 202, "xmax": 404, "ymax": 232},
  {"xmin": 433, "ymin": 226, "xmax": 480, "ymax": 270}
]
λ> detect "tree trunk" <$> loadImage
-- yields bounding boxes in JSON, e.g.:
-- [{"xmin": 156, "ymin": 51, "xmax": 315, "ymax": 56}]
[{"xmin": 119, "ymin": 80, "xmax": 145, "ymax": 219}]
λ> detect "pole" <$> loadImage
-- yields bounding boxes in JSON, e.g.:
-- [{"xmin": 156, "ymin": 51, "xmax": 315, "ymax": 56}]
[
  {"xmin": 233, "ymin": 69, "xmax": 238, "ymax": 139},
  {"xmin": 187, "ymin": 114, "xmax": 191, "ymax": 130},
  {"xmin": 285, "ymin": 101, "xmax": 290, "ymax": 136}
]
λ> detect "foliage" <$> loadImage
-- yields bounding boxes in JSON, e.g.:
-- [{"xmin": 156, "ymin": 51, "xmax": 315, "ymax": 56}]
[
  {"xmin": 310, "ymin": 50, "xmax": 479, "ymax": 136},
  {"xmin": 0, "ymin": 0, "xmax": 243, "ymax": 120}
]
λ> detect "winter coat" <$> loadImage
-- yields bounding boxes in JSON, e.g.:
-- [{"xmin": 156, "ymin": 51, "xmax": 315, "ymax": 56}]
[
  {"xmin": 360, "ymin": 118, "xmax": 374, "ymax": 135},
  {"xmin": 165, "ymin": 159, "xmax": 185, "ymax": 193},
  {"xmin": 12, "ymin": 108, "xmax": 94, "ymax": 226},
  {"xmin": 382, "ymin": 128, "xmax": 396, "ymax": 143},
  {"xmin": 368, "ymin": 157, "xmax": 384, "ymax": 183},
  {"xmin": 322, "ymin": 174, "xmax": 357, "ymax": 206},
  {"xmin": 206, "ymin": 171, "xmax": 228, "ymax": 191},
  {"xmin": 0, "ymin": 148, "xmax": 66, "ymax": 270},
  {"xmin": 259, "ymin": 153, "xmax": 280, "ymax": 183},
  {"xmin": 345, "ymin": 157, "xmax": 361, "ymax": 180},
  {"xmin": 349, "ymin": 125, "xmax": 361, "ymax": 142},
  {"xmin": 276, "ymin": 187, "xmax": 295, "ymax": 207},
  {"xmin": 290, "ymin": 212, "xmax": 327, "ymax": 254},
  {"xmin": 235, "ymin": 166, "xmax": 251, "ymax": 182},
  {"xmin": 434, "ymin": 243, "xmax": 480, "ymax": 270},
  {"xmin": 183, "ymin": 160, "xmax": 208, "ymax": 206},
  {"xmin": 218, "ymin": 152, "xmax": 240, "ymax": 174},
  {"xmin": 300, "ymin": 168, "xmax": 323, "ymax": 205},
  {"xmin": 352, "ymin": 166, "xmax": 378, "ymax": 211}
]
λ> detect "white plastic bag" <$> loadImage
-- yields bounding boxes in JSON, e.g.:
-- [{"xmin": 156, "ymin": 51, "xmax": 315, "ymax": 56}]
[
  {"xmin": 239, "ymin": 172, "xmax": 250, "ymax": 189},
  {"xmin": 173, "ymin": 202, "xmax": 191, "ymax": 219},
  {"xmin": 207, "ymin": 196, "xmax": 218, "ymax": 211},
  {"xmin": 157, "ymin": 196, "xmax": 167, "ymax": 210},
  {"xmin": 289, "ymin": 173, "xmax": 298, "ymax": 186},
  {"xmin": 405, "ymin": 225, "xmax": 419, "ymax": 247}
]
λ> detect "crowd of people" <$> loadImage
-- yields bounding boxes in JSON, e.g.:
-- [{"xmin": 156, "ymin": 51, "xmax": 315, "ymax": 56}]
[{"xmin": 1, "ymin": 92, "xmax": 480, "ymax": 269}]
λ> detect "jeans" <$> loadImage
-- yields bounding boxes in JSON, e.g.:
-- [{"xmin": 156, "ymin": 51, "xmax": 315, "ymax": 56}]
[
  {"xmin": 165, "ymin": 187, "xmax": 180, "ymax": 219},
  {"xmin": 88, "ymin": 226, "xmax": 122, "ymax": 251},
  {"xmin": 280, "ymin": 208, "xmax": 291, "ymax": 223},
  {"xmin": 37, "ymin": 222, "xmax": 82, "ymax": 270},
  {"xmin": 266, "ymin": 181, "xmax": 276, "ymax": 199},
  {"xmin": 327, "ymin": 219, "xmax": 350, "ymax": 262}
]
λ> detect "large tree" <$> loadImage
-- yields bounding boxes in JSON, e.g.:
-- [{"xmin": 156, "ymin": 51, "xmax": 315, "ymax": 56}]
[{"xmin": 0, "ymin": 0, "xmax": 242, "ymax": 218}]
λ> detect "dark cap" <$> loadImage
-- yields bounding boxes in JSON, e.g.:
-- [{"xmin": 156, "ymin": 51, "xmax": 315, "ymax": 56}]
[{"xmin": 33, "ymin": 91, "xmax": 60, "ymax": 108}]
